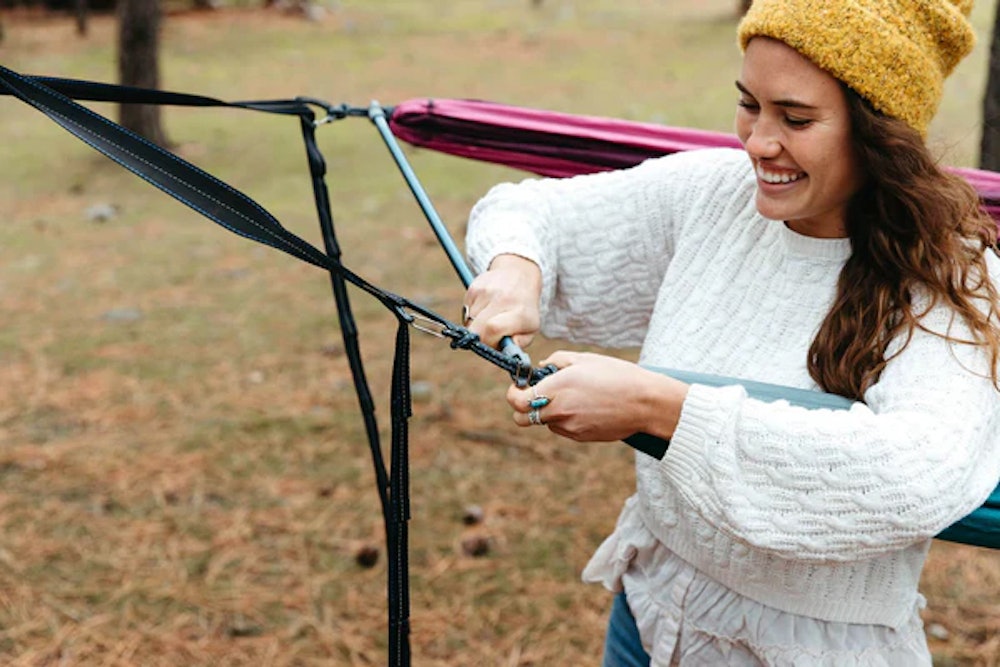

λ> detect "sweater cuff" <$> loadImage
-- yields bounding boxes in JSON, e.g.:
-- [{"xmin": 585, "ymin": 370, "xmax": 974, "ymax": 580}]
[{"xmin": 662, "ymin": 383, "xmax": 746, "ymax": 490}]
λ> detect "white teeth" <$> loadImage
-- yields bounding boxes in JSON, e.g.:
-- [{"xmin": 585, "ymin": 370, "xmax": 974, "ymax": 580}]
[{"xmin": 756, "ymin": 164, "xmax": 803, "ymax": 184}]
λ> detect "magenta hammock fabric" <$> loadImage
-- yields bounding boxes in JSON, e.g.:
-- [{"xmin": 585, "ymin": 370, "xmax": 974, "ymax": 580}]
[{"xmin": 389, "ymin": 98, "xmax": 1000, "ymax": 227}]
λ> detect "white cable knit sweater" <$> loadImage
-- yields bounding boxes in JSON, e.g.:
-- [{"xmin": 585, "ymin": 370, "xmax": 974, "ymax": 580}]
[{"xmin": 465, "ymin": 147, "xmax": 1000, "ymax": 630}]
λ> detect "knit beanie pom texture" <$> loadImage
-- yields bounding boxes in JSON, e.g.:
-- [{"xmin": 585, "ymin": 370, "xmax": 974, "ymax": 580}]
[{"xmin": 737, "ymin": 0, "xmax": 976, "ymax": 135}]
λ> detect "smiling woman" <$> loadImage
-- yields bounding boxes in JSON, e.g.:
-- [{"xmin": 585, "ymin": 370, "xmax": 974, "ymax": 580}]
[
  {"xmin": 735, "ymin": 38, "xmax": 863, "ymax": 239},
  {"xmin": 461, "ymin": 0, "xmax": 1000, "ymax": 665}
]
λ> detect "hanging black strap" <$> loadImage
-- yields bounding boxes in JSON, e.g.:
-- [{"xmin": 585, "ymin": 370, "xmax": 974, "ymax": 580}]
[
  {"xmin": 295, "ymin": 112, "xmax": 392, "ymax": 521},
  {"xmin": 0, "ymin": 64, "xmax": 595, "ymax": 666},
  {"xmin": 388, "ymin": 325, "xmax": 413, "ymax": 665},
  {"xmin": 0, "ymin": 65, "xmax": 428, "ymax": 665},
  {"xmin": 296, "ymin": 112, "xmax": 410, "ymax": 663},
  {"xmin": 0, "ymin": 66, "xmax": 668, "ymax": 664}
]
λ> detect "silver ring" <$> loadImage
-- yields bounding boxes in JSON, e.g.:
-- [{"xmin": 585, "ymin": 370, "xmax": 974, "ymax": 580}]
[{"xmin": 528, "ymin": 408, "xmax": 544, "ymax": 426}]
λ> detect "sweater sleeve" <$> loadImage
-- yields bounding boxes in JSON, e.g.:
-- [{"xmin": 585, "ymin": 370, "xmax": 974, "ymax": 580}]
[
  {"xmin": 662, "ymin": 264, "xmax": 1000, "ymax": 562},
  {"xmin": 466, "ymin": 148, "xmax": 749, "ymax": 348}
]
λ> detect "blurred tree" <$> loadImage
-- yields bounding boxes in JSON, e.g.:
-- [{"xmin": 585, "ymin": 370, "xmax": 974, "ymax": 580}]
[
  {"xmin": 0, "ymin": 12, "xmax": 5, "ymax": 44},
  {"xmin": 264, "ymin": 0, "xmax": 324, "ymax": 21},
  {"xmin": 981, "ymin": 2, "xmax": 1000, "ymax": 171},
  {"xmin": 117, "ymin": 0, "xmax": 169, "ymax": 146},
  {"xmin": 75, "ymin": 0, "xmax": 88, "ymax": 35},
  {"xmin": 739, "ymin": 0, "xmax": 752, "ymax": 13}
]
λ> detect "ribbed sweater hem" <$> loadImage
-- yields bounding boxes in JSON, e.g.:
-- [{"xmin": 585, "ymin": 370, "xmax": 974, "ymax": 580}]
[{"xmin": 635, "ymin": 498, "xmax": 919, "ymax": 629}]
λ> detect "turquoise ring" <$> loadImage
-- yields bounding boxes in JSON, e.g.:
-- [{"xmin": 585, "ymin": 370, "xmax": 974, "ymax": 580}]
[{"xmin": 530, "ymin": 386, "xmax": 551, "ymax": 409}]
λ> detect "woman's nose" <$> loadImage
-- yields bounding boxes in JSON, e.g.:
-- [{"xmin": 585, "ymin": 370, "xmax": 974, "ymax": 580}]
[{"xmin": 744, "ymin": 118, "xmax": 782, "ymax": 159}]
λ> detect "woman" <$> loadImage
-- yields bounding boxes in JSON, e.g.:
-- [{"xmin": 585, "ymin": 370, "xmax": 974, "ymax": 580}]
[{"xmin": 462, "ymin": 0, "xmax": 1000, "ymax": 664}]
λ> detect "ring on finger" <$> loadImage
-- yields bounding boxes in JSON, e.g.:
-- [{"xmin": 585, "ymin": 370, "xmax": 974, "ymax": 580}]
[
  {"xmin": 462, "ymin": 304, "xmax": 474, "ymax": 326},
  {"xmin": 528, "ymin": 408, "xmax": 544, "ymax": 426},
  {"xmin": 529, "ymin": 385, "xmax": 551, "ymax": 409}
]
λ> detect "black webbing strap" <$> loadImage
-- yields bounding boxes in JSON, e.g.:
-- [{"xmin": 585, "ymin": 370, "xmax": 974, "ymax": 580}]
[
  {"xmin": 295, "ymin": 111, "xmax": 391, "ymax": 524},
  {"xmin": 0, "ymin": 65, "xmax": 512, "ymax": 666},
  {"xmin": 23, "ymin": 72, "xmax": 328, "ymax": 118},
  {"xmin": 0, "ymin": 67, "xmax": 328, "ymax": 268},
  {"xmin": 0, "ymin": 66, "xmax": 669, "ymax": 664},
  {"xmin": 389, "ymin": 325, "xmax": 412, "ymax": 665}
]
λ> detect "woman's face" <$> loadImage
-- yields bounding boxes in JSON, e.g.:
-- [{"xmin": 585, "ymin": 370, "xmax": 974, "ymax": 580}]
[{"xmin": 736, "ymin": 38, "xmax": 864, "ymax": 239}]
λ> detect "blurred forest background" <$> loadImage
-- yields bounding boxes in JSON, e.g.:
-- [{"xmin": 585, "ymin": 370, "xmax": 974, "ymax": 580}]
[{"xmin": 0, "ymin": 0, "xmax": 998, "ymax": 665}]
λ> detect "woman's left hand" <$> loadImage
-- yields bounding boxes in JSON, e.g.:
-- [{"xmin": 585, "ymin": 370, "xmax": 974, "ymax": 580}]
[{"xmin": 507, "ymin": 351, "xmax": 689, "ymax": 442}]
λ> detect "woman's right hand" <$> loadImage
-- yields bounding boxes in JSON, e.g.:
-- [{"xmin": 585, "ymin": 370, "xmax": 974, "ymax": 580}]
[{"xmin": 463, "ymin": 254, "xmax": 543, "ymax": 350}]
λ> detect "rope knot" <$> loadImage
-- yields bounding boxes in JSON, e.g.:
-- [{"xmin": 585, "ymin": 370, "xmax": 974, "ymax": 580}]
[{"xmin": 449, "ymin": 330, "xmax": 480, "ymax": 350}]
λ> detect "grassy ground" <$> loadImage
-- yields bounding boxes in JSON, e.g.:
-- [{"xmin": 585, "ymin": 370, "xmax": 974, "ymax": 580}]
[{"xmin": 0, "ymin": 1, "xmax": 997, "ymax": 665}]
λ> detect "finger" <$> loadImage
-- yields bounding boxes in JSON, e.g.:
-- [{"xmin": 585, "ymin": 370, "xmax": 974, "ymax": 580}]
[
  {"xmin": 462, "ymin": 292, "xmax": 492, "ymax": 327},
  {"xmin": 512, "ymin": 332, "xmax": 536, "ymax": 349},
  {"xmin": 477, "ymin": 310, "xmax": 538, "ymax": 350},
  {"xmin": 506, "ymin": 383, "xmax": 531, "ymax": 412},
  {"xmin": 507, "ymin": 380, "xmax": 556, "ymax": 413},
  {"xmin": 538, "ymin": 350, "xmax": 579, "ymax": 369},
  {"xmin": 462, "ymin": 281, "xmax": 494, "ymax": 327},
  {"xmin": 512, "ymin": 407, "xmax": 551, "ymax": 428},
  {"xmin": 463, "ymin": 274, "xmax": 489, "ymax": 306},
  {"xmin": 463, "ymin": 301, "xmax": 489, "ymax": 337},
  {"xmin": 512, "ymin": 410, "xmax": 531, "ymax": 427}
]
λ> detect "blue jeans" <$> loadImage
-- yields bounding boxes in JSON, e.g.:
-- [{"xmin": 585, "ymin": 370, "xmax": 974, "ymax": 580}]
[{"xmin": 602, "ymin": 592, "xmax": 652, "ymax": 667}]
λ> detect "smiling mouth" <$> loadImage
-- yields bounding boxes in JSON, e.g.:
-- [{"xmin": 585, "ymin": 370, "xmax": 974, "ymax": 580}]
[{"xmin": 756, "ymin": 164, "xmax": 806, "ymax": 184}]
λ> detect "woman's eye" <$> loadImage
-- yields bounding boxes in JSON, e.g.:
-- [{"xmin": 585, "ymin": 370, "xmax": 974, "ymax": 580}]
[
  {"xmin": 737, "ymin": 100, "xmax": 759, "ymax": 111},
  {"xmin": 785, "ymin": 116, "xmax": 813, "ymax": 128}
]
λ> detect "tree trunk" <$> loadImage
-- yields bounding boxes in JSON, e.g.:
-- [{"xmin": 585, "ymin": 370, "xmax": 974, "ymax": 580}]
[
  {"xmin": 980, "ymin": 2, "xmax": 1000, "ymax": 171},
  {"xmin": 739, "ymin": 0, "xmax": 752, "ymax": 14},
  {"xmin": 75, "ymin": 0, "xmax": 89, "ymax": 36},
  {"xmin": 117, "ymin": 0, "xmax": 168, "ymax": 147}
]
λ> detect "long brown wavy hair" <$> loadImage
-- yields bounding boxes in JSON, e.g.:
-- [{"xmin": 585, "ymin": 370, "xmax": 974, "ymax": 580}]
[{"xmin": 807, "ymin": 87, "xmax": 1000, "ymax": 401}]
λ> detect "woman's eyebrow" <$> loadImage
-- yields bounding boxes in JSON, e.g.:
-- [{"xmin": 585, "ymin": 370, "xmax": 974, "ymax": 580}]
[{"xmin": 735, "ymin": 80, "xmax": 818, "ymax": 110}]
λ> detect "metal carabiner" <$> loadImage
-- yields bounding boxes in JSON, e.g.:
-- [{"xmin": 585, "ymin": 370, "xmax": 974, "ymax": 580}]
[
  {"xmin": 403, "ymin": 309, "xmax": 449, "ymax": 339},
  {"xmin": 298, "ymin": 100, "xmax": 367, "ymax": 128},
  {"xmin": 313, "ymin": 113, "xmax": 336, "ymax": 128}
]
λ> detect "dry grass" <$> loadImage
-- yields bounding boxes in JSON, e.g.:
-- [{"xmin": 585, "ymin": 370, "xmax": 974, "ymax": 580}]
[{"xmin": 0, "ymin": 1, "xmax": 997, "ymax": 665}]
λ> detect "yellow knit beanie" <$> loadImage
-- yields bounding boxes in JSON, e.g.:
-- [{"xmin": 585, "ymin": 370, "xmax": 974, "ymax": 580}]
[{"xmin": 737, "ymin": 0, "xmax": 976, "ymax": 135}]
